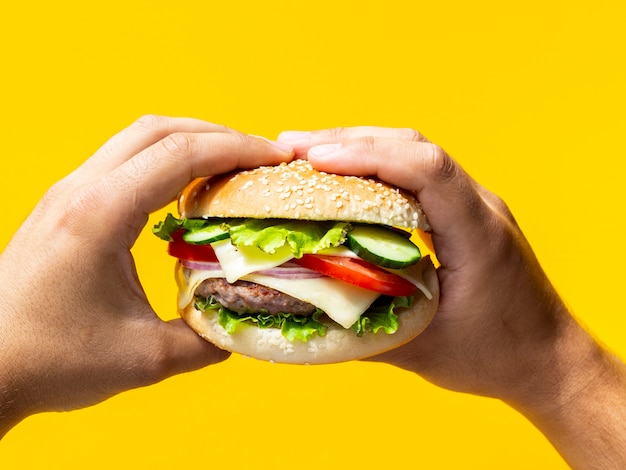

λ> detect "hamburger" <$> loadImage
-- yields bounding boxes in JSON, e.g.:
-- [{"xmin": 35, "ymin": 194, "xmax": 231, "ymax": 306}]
[{"xmin": 153, "ymin": 159, "xmax": 439, "ymax": 364}]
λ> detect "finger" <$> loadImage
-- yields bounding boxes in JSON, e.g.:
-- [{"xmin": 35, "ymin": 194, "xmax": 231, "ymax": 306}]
[
  {"xmin": 74, "ymin": 115, "xmax": 237, "ymax": 181},
  {"xmin": 305, "ymin": 137, "xmax": 491, "ymax": 262},
  {"xmin": 278, "ymin": 126, "xmax": 429, "ymax": 155},
  {"xmin": 156, "ymin": 319, "xmax": 231, "ymax": 376},
  {"xmin": 93, "ymin": 131, "xmax": 293, "ymax": 237}
]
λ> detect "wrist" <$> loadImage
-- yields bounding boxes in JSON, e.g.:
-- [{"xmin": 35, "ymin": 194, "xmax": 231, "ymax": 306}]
[
  {"xmin": 505, "ymin": 312, "xmax": 626, "ymax": 468},
  {"xmin": 0, "ymin": 356, "xmax": 32, "ymax": 439},
  {"xmin": 507, "ymin": 313, "xmax": 608, "ymax": 413},
  {"xmin": 0, "ymin": 303, "xmax": 37, "ymax": 438}
]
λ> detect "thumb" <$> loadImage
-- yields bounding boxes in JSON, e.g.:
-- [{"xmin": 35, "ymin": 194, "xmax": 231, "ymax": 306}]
[{"xmin": 157, "ymin": 318, "xmax": 231, "ymax": 376}]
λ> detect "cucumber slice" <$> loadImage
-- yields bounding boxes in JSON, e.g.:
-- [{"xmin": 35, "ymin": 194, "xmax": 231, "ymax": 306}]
[
  {"xmin": 346, "ymin": 225, "xmax": 421, "ymax": 269},
  {"xmin": 182, "ymin": 224, "xmax": 230, "ymax": 245}
]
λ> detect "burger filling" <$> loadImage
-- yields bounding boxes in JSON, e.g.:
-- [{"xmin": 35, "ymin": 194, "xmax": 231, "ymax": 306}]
[{"xmin": 155, "ymin": 214, "xmax": 433, "ymax": 342}]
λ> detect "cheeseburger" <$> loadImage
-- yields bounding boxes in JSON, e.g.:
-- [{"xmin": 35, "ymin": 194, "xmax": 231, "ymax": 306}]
[{"xmin": 154, "ymin": 159, "xmax": 439, "ymax": 364}]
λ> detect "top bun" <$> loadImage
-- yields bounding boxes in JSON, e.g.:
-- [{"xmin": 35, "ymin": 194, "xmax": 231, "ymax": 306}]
[{"xmin": 179, "ymin": 160, "xmax": 430, "ymax": 230}]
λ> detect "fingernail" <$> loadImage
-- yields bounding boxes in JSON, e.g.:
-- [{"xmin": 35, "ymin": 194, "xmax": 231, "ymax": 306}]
[
  {"xmin": 309, "ymin": 143, "xmax": 342, "ymax": 158},
  {"xmin": 277, "ymin": 130, "xmax": 311, "ymax": 144}
]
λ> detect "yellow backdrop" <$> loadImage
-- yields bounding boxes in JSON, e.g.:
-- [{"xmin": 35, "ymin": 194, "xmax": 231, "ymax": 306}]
[{"xmin": 1, "ymin": 1, "xmax": 624, "ymax": 468}]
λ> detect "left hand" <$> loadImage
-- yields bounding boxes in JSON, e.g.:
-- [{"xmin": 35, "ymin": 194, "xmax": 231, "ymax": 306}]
[{"xmin": 0, "ymin": 115, "xmax": 294, "ymax": 435}]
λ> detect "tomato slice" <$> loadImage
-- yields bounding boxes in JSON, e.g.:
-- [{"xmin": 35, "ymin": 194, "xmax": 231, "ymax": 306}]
[
  {"xmin": 292, "ymin": 254, "xmax": 416, "ymax": 296},
  {"xmin": 167, "ymin": 231, "xmax": 218, "ymax": 262}
]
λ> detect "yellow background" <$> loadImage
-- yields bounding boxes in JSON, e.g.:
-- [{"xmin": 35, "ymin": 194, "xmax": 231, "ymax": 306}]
[{"xmin": 1, "ymin": 1, "xmax": 624, "ymax": 468}]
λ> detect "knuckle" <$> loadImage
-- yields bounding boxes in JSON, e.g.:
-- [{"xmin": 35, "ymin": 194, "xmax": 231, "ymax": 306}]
[
  {"xmin": 359, "ymin": 135, "xmax": 378, "ymax": 155},
  {"xmin": 486, "ymin": 192, "xmax": 517, "ymax": 223},
  {"xmin": 53, "ymin": 184, "xmax": 110, "ymax": 236},
  {"xmin": 403, "ymin": 127, "xmax": 427, "ymax": 142},
  {"xmin": 424, "ymin": 144, "xmax": 458, "ymax": 183},
  {"xmin": 159, "ymin": 132, "xmax": 195, "ymax": 159},
  {"xmin": 38, "ymin": 178, "xmax": 71, "ymax": 209},
  {"xmin": 394, "ymin": 127, "xmax": 427, "ymax": 142},
  {"xmin": 132, "ymin": 114, "xmax": 168, "ymax": 131},
  {"xmin": 327, "ymin": 126, "xmax": 347, "ymax": 141}
]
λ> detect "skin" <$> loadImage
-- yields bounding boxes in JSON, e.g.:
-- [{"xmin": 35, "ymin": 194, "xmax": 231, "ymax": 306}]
[
  {"xmin": 277, "ymin": 126, "xmax": 626, "ymax": 469},
  {"xmin": 0, "ymin": 115, "xmax": 294, "ymax": 438}
]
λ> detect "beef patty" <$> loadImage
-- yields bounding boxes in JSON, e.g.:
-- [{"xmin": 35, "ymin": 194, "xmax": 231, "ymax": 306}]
[{"xmin": 195, "ymin": 278, "xmax": 317, "ymax": 315}]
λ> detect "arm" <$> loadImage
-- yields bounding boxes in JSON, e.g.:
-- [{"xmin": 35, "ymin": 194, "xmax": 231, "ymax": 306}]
[
  {"xmin": 278, "ymin": 126, "xmax": 626, "ymax": 469},
  {"xmin": 0, "ymin": 115, "xmax": 294, "ymax": 438}
]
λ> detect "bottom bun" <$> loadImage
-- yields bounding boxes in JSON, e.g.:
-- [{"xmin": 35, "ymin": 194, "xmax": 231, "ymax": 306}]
[{"xmin": 180, "ymin": 261, "xmax": 439, "ymax": 365}]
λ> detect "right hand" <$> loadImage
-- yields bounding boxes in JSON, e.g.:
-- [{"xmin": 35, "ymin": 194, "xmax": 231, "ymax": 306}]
[{"xmin": 278, "ymin": 126, "xmax": 601, "ymax": 409}]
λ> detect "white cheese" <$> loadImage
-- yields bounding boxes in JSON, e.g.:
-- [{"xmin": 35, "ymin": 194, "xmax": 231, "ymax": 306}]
[
  {"xmin": 211, "ymin": 239, "xmax": 295, "ymax": 283},
  {"xmin": 243, "ymin": 273, "xmax": 380, "ymax": 329},
  {"xmin": 175, "ymin": 262, "xmax": 225, "ymax": 310}
]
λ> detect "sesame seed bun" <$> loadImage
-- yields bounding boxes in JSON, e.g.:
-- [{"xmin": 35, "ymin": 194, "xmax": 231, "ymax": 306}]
[{"xmin": 179, "ymin": 159, "xmax": 430, "ymax": 230}]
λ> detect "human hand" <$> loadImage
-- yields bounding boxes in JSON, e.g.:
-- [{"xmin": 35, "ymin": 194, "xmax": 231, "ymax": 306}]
[
  {"xmin": 277, "ymin": 127, "xmax": 601, "ymax": 406},
  {"xmin": 0, "ymin": 115, "xmax": 293, "ymax": 435}
]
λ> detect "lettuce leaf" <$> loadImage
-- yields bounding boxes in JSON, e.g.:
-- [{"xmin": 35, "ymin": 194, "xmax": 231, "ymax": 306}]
[
  {"xmin": 153, "ymin": 214, "xmax": 350, "ymax": 257},
  {"xmin": 227, "ymin": 219, "xmax": 349, "ymax": 257},
  {"xmin": 152, "ymin": 213, "xmax": 211, "ymax": 241},
  {"xmin": 195, "ymin": 296, "xmax": 327, "ymax": 342},
  {"xmin": 350, "ymin": 295, "xmax": 413, "ymax": 337},
  {"xmin": 194, "ymin": 295, "xmax": 414, "ymax": 342}
]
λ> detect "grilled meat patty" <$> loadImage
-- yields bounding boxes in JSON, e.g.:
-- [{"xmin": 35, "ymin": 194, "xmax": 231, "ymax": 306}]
[{"xmin": 194, "ymin": 278, "xmax": 317, "ymax": 315}]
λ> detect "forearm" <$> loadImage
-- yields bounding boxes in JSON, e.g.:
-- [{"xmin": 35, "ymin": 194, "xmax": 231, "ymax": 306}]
[{"xmin": 509, "ymin": 318, "xmax": 626, "ymax": 469}]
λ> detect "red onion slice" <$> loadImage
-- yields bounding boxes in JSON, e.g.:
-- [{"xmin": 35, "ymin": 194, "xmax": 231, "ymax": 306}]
[
  {"xmin": 181, "ymin": 260, "xmax": 223, "ymax": 271},
  {"xmin": 181, "ymin": 259, "xmax": 324, "ymax": 279},
  {"xmin": 255, "ymin": 266, "xmax": 324, "ymax": 279}
]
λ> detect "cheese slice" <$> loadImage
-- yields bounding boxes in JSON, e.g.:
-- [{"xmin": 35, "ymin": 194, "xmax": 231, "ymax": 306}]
[
  {"xmin": 211, "ymin": 239, "xmax": 294, "ymax": 283},
  {"xmin": 243, "ymin": 273, "xmax": 380, "ymax": 329},
  {"xmin": 176, "ymin": 262, "xmax": 225, "ymax": 310}
]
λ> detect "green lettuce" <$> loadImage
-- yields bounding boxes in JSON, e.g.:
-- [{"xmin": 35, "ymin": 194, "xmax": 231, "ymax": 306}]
[
  {"xmin": 152, "ymin": 213, "xmax": 213, "ymax": 241},
  {"xmin": 194, "ymin": 295, "xmax": 414, "ymax": 342},
  {"xmin": 153, "ymin": 214, "xmax": 350, "ymax": 257},
  {"xmin": 227, "ymin": 218, "xmax": 349, "ymax": 257},
  {"xmin": 195, "ymin": 296, "xmax": 327, "ymax": 342},
  {"xmin": 350, "ymin": 295, "xmax": 413, "ymax": 337}
]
